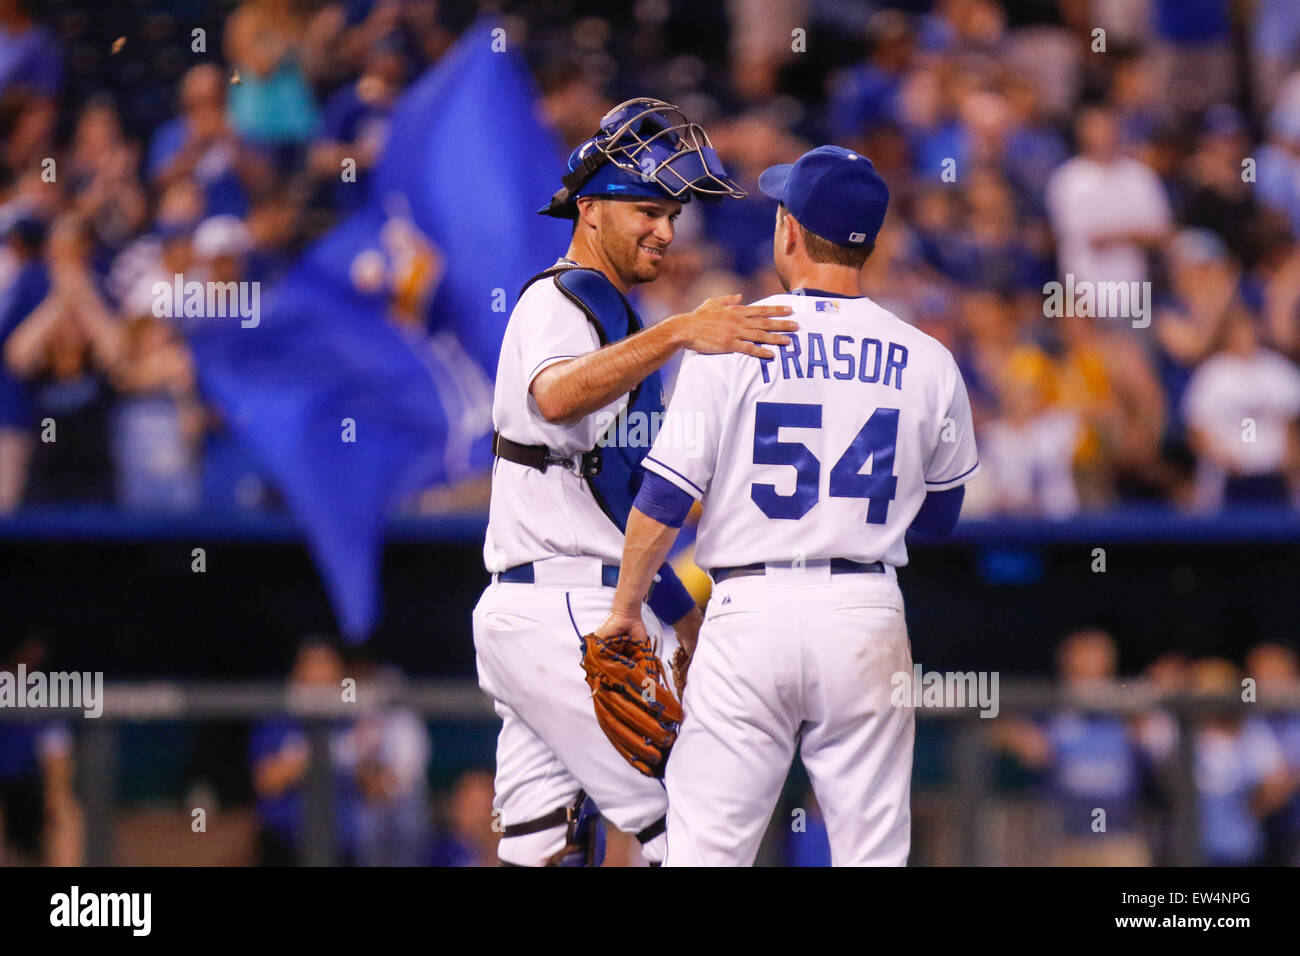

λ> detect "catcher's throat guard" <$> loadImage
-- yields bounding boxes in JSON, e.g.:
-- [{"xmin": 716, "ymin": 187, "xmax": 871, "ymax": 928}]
[{"xmin": 540, "ymin": 97, "xmax": 745, "ymax": 218}]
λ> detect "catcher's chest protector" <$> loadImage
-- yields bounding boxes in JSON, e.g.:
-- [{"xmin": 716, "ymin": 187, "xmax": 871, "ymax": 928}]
[{"xmin": 518, "ymin": 264, "xmax": 667, "ymax": 532}]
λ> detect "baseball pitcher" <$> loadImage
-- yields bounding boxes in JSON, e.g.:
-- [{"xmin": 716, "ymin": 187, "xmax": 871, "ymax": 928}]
[{"xmin": 593, "ymin": 146, "xmax": 980, "ymax": 865}]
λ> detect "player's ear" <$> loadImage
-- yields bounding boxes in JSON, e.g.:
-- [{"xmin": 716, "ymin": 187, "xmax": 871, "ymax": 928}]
[
  {"xmin": 575, "ymin": 197, "xmax": 600, "ymax": 231},
  {"xmin": 781, "ymin": 208, "xmax": 800, "ymax": 256}
]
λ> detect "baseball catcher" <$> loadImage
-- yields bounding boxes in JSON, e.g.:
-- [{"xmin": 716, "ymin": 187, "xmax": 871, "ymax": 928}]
[{"xmin": 471, "ymin": 95, "xmax": 795, "ymax": 865}]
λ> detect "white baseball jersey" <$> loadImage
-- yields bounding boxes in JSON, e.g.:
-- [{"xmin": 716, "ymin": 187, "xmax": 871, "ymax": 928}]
[
  {"xmin": 482, "ymin": 261, "xmax": 631, "ymax": 572},
  {"xmin": 647, "ymin": 290, "xmax": 978, "ymax": 867},
  {"xmin": 642, "ymin": 292, "xmax": 980, "ymax": 571}
]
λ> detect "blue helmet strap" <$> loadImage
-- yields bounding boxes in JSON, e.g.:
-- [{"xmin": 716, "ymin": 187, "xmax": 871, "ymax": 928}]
[
  {"xmin": 547, "ymin": 150, "xmax": 610, "ymax": 210},
  {"xmin": 562, "ymin": 150, "xmax": 607, "ymax": 193}
]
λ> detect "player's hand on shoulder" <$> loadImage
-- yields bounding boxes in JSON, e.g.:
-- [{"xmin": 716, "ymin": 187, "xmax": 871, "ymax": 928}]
[{"xmin": 671, "ymin": 293, "xmax": 797, "ymax": 360}]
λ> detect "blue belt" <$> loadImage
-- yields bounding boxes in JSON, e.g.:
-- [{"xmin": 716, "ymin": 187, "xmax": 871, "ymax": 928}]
[
  {"xmin": 710, "ymin": 557, "xmax": 884, "ymax": 584},
  {"xmin": 498, "ymin": 562, "xmax": 621, "ymax": 588}
]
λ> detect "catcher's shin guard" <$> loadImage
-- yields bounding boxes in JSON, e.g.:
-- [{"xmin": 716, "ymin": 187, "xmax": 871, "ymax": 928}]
[{"xmin": 499, "ymin": 791, "xmax": 607, "ymax": 867}]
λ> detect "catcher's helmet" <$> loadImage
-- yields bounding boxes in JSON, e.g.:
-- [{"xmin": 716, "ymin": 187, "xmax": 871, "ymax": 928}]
[{"xmin": 539, "ymin": 97, "xmax": 745, "ymax": 218}]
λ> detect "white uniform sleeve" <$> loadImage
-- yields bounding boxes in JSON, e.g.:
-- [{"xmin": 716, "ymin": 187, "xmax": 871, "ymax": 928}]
[
  {"xmin": 517, "ymin": 286, "xmax": 601, "ymax": 402},
  {"xmin": 924, "ymin": 354, "xmax": 981, "ymax": 490},
  {"xmin": 641, "ymin": 350, "xmax": 727, "ymax": 501}
]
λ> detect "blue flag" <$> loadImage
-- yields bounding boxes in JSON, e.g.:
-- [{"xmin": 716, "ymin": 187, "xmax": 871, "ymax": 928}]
[
  {"xmin": 187, "ymin": 216, "xmax": 451, "ymax": 641},
  {"xmin": 377, "ymin": 20, "xmax": 570, "ymax": 373},
  {"xmin": 187, "ymin": 21, "xmax": 567, "ymax": 640}
]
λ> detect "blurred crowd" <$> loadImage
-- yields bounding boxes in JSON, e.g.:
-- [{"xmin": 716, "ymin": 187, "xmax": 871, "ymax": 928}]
[
  {"xmin": 0, "ymin": 632, "xmax": 508, "ymax": 867},
  {"xmin": 990, "ymin": 630, "xmax": 1300, "ymax": 867},
  {"xmin": 246, "ymin": 636, "xmax": 499, "ymax": 867},
  {"xmin": 4, "ymin": 627, "xmax": 1298, "ymax": 866},
  {"xmin": 0, "ymin": 0, "xmax": 452, "ymax": 513},
  {"xmin": 781, "ymin": 629, "xmax": 1300, "ymax": 867},
  {"xmin": 613, "ymin": 0, "xmax": 1300, "ymax": 517},
  {"xmin": 1, "ymin": 0, "xmax": 1300, "ymax": 516}
]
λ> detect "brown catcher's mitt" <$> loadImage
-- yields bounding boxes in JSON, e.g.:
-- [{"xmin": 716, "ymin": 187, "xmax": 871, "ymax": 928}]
[{"xmin": 581, "ymin": 632, "xmax": 684, "ymax": 777}]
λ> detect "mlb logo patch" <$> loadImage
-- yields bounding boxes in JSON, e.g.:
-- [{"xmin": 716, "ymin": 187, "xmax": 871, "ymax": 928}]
[
  {"xmin": 815, "ymin": 300, "xmax": 839, "ymax": 312},
  {"xmin": 848, "ymin": 232, "xmax": 867, "ymax": 243}
]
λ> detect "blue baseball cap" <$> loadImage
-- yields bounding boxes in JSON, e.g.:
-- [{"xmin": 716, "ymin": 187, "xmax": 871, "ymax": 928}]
[{"xmin": 758, "ymin": 145, "xmax": 890, "ymax": 248}]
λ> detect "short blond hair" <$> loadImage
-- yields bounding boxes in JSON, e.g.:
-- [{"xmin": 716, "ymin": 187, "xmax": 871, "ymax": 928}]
[{"xmin": 780, "ymin": 204, "xmax": 873, "ymax": 268}]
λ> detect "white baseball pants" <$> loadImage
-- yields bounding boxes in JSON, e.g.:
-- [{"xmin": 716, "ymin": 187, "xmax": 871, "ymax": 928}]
[
  {"xmin": 664, "ymin": 564, "xmax": 914, "ymax": 866},
  {"xmin": 473, "ymin": 560, "xmax": 678, "ymax": 865}
]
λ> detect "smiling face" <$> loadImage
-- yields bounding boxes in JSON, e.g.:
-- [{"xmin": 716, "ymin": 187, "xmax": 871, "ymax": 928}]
[{"xmin": 580, "ymin": 196, "xmax": 682, "ymax": 287}]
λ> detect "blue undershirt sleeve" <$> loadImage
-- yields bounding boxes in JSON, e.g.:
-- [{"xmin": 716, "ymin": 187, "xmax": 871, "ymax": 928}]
[
  {"xmin": 633, "ymin": 470, "xmax": 695, "ymax": 528},
  {"xmin": 909, "ymin": 486, "xmax": 965, "ymax": 538}
]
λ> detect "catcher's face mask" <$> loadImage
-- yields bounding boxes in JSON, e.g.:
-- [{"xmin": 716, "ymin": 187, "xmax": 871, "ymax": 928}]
[{"xmin": 539, "ymin": 97, "xmax": 746, "ymax": 219}]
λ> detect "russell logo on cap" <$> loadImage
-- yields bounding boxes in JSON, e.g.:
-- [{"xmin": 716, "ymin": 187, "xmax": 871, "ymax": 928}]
[{"xmin": 757, "ymin": 145, "xmax": 890, "ymax": 248}]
